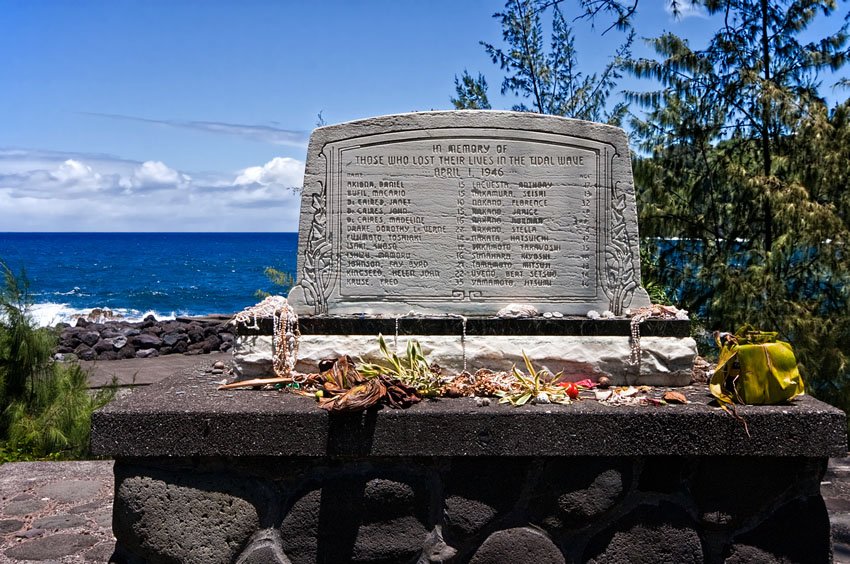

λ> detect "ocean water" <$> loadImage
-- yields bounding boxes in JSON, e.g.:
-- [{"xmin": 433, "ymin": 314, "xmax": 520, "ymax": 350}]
[{"xmin": 0, "ymin": 233, "xmax": 298, "ymax": 326}]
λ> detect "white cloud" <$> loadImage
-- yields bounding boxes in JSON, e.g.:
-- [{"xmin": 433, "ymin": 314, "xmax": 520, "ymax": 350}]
[
  {"xmin": 123, "ymin": 161, "xmax": 192, "ymax": 191},
  {"xmin": 0, "ymin": 149, "xmax": 304, "ymax": 231},
  {"xmin": 234, "ymin": 157, "xmax": 303, "ymax": 188},
  {"xmin": 53, "ymin": 159, "xmax": 101, "ymax": 185}
]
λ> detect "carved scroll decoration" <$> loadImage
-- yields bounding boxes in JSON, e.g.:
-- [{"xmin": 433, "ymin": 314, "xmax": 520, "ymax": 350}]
[
  {"xmin": 297, "ymin": 181, "xmax": 333, "ymax": 314},
  {"xmin": 604, "ymin": 180, "xmax": 638, "ymax": 315}
]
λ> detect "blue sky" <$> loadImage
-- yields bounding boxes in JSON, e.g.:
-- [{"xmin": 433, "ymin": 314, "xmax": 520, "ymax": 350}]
[{"xmin": 1, "ymin": 1, "xmax": 846, "ymax": 232}]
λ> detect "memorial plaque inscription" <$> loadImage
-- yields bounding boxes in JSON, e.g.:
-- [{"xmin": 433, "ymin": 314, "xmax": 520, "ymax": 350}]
[{"xmin": 288, "ymin": 111, "xmax": 650, "ymax": 316}]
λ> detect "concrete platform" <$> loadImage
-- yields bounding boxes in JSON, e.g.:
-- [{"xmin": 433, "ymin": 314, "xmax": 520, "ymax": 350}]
[
  {"xmin": 80, "ymin": 352, "xmax": 231, "ymax": 388},
  {"xmin": 91, "ymin": 371, "xmax": 846, "ymax": 458},
  {"xmin": 89, "ymin": 364, "xmax": 846, "ymax": 562}
]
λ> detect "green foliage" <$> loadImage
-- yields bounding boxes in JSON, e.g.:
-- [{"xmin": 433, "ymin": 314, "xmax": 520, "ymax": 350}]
[
  {"xmin": 255, "ymin": 266, "xmax": 296, "ymax": 299},
  {"xmin": 359, "ymin": 335, "xmax": 442, "ymax": 396},
  {"xmin": 5, "ymin": 364, "xmax": 115, "ymax": 460},
  {"xmin": 496, "ymin": 351, "xmax": 569, "ymax": 405},
  {"xmin": 574, "ymin": 0, "xmax": 639, "ymax": 33},
  {"xmin": 454, "ymin": 0, "xmax": 632, "ymax": 123},
  {"xmin": 628, "ymin": 1, "xmax": 850, "ymax": 412},
  {"xmin": 0, "ymin": 444, "xmax": 61, "ymax": 464},
  {"xmin": 0, "ymin": 262, "xmax": 53, "ymax": 406},
  {"xmin": 452, "ymin": 71, "xmax": 492, "ymax": 109},
  {"xmin": 0, "ymin": 260, "xmax": 114, "ymax": 461}
]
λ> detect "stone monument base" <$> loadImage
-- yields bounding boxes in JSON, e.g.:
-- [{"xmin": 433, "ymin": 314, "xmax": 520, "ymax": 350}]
[
  {"xmin": 232, "ymin": 315, "xmax": 698, "ymax": 386},
  {"xmin": 93, "ymin": 368, "xmax": 846, "ymax": 564},
  {"xmin": 109, "ymin": 454, "xmax": 831, "ymax": 564}
]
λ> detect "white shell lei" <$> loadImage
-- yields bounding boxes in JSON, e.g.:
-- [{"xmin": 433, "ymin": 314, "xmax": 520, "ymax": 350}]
[
  {"xmin": 628, "ymin": 304, "xmax": 689, "ymax": 366},
  {"xmin": 233, "ymin": 296, "xmax": 300, "ymax": 378}
]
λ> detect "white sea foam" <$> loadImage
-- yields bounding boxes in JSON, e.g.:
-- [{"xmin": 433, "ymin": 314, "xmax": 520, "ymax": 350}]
[
  {"xmin": 53, "ymin": 286, "xmax": 84, "ymax": 296},
  {"xmin": 28, "ymin": 302, "xmax": 179, "ymax": 327}
]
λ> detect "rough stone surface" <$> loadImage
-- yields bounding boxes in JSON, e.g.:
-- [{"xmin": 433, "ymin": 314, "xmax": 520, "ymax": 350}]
[
  {"xmin": 826, "ymin": 456, "xmax": 850, "ymax": 559},
  {"xmin": 469, "ymin": 527, "xmax": 565, "ymax": 563},
  {"xmin": 582, "ymin": 503, "xmax": 703, "ymax": 563},
  {"xmin": 3, "ymin": 499, "xmax": 46, "ymax": 516},
  {"xmin": 32, "ymin": 513, "xmax": 87, "ymax": 530},
  {"xmin": 232, "ymin": 334, "xmax": 276, "ymax": 378},
  {"xmin": 39, "ymin": 479, "xmax": 103, "ymax": 503},
  {"xmin": 131, "ymin": 333, "xmax": 162, "ymax": 349},
  {"xmin": 113, "ymin": 467, "xmax": 262, "ymax": 564},
  {"xmin": 83, "ymin": 541, "xmax": 119, "ymax": 562},
  {"xmin": 350, "ymin": 517, "xmax": 431, "ymax": 563},
  {"xmin": 556, "ymin": 469, "xmax": 624, "ymax": 525},
  {"xmin": 279, "ymin": 489, "xmax": 321, "ymax": 562},
  {"xmin": 724, "ymin": 544, "xmax": 787, "ymax": 564},
  {"xmin": 444, "ymin": 496, "xmax": 499, "ymax": 538},
  {"xmin": 288, "ymin": 111, "xmax": 650, "ymax": 317},
  {"xmin": 4, "ymin": 532, "xmax": 98, "ymax": 560},
  {"xmin": 0, "ymin": 518, "xmax": 23, "ymax": 534},
  {"xmin": 91, "ymin": 371, "xmax": 848, "ymax": 458},
  {"xmin": 690, "ymin": 457, "xmax": 825, "ymax": 527},
  {"xmin": 56, "ymin": 314, "xmax": 234, "ymax": 361},
  {"xmin": 564, "ymin": 467, "xmax": 621, "ymax": 505},
  {"xmin": 103, "ymin": 452, "xmax": 839, "ymax": 562},
  {"xmin": 362, "ymin": 478, "xmax": 417, "ymax": 521},
  {"xmin": 135, "ymin": 347, "xmax": 158, "ymax": 359},
  {"xmin": 529, "ymin": 459, "xmax": 630, "ymax": 532},
  {"xmin": 80, "ymin": 330, "xmax": 101, "ymax": 346},
  {"xmin": 236, "ymin": 333, "xmax": 697, "ymax": 385},
  {"xmin": 442, "ymin": 458, "xmax": 528, "ymax": 541},
  {"xmin": 279, "ymin": 475, "xmax": 431, "ymax": 564},
  {"xmin": 727, "ymin": 495, "xmax": 831, "ymax": 563},
  {"xmin": 92, "ymin": 508, "xmax": 113, "ymax": 529},
  {"xmin": 236, "ymin": 530, "xmax": 292, "ymax": 564},
  {"xmin": 2, "ymin": 455, "xmax": 848, "ymax": 563}
]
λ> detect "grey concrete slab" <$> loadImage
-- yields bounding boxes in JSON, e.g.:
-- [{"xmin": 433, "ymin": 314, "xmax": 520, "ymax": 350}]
[
  {"xmin": 79, "ymin": 351, "xmax": 231, "ymax": 387},
  {"xmin": 92, "ymin": 366, "xmax": 846, "ymax": 458}
]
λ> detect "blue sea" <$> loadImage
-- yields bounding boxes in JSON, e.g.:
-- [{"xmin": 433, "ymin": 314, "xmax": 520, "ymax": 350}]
[{"xmin": 0, "ymin": 233, "xmax": 298, "ymax": 326}]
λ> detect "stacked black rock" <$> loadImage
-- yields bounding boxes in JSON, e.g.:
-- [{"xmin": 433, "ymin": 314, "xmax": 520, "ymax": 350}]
[{"xmin": 54, "ymin": 315, "xmax": 235, "ymax": 361}]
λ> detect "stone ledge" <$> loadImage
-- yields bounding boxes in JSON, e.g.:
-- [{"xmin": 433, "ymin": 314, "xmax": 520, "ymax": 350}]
[
  {"xmin": 91, "ymin": 370, "xmax": 847, "ymax": 459},
  {"xmin": 235, "ymin": 334, "xmax": 697, "ymax": 386},
  {"xmin": 238, "ymin": 316, "xmax": 691, "ymax": 338}
]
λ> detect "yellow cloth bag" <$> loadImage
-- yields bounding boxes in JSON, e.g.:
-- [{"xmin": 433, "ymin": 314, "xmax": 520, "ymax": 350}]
[{"xmin": 710, "ymin": 328, "xmax": 805, "ymax": 406}]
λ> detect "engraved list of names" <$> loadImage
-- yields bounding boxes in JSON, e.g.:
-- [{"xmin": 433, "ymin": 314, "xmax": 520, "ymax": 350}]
[{"xmin": 329, "ymin": 129, "xmax": 607, "ymax": 304}]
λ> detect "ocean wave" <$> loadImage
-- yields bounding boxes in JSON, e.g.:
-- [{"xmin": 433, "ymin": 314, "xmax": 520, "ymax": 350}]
[
  {"xmin": 28, "ymin": 302, "xmax": 181, "ymax": 327},
  {"xmin": 52, "ymin": 286, "xmax": 88, "ymax": 297}
]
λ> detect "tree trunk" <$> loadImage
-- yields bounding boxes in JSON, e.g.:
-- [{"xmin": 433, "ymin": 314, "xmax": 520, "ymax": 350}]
[{"xmin": 761, "ymin": 0, "xmax": 773, "ymax": 254}]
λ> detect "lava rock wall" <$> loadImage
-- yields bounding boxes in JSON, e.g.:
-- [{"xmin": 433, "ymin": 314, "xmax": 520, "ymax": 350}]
[
  {"xmin": 54, "ymin": 315, "xmax": 235, "ymax": 361},
  {"xmin": 110, "ymin": 455, "xmax": 830, "ymax": 564}
]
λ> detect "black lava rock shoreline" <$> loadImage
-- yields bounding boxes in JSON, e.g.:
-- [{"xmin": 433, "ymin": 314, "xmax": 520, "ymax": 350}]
[{"xmin": 53, "ymin": 314, "xmax": 235, "ymax": 361}]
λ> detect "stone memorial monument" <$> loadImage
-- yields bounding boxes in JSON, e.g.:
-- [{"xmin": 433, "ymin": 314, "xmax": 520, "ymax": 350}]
[
  {"xmin": 238, "ymin": 111, "xmax": 695, "ymax": 384},
  {"xmin": 287, "ymin": 110, "xmax": 650, "ymax": 316}
]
